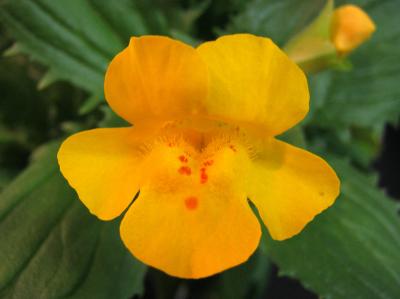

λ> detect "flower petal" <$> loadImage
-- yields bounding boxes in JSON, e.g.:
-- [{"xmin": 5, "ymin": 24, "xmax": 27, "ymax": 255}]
[
  {"xmin": 248, "ymin": 138, "xmax": 340, "ymax": 240},
  {"xmin": 197, "ymin": 34, "xmax": 309, "ymax": 136},
  {"xmin": 104, "ymin": 36, "xmax": 208, "ymax": 126},
  {"xmin": 120, "ymin": 139, "xmax": 261, "ymax": 278},
  {"xmin": 58, "ymin": 128, "xmax": 145, "ymax": 220}
]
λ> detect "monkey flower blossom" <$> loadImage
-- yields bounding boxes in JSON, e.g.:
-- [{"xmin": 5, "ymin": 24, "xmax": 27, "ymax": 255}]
[{"xmin": 58, "ymin": 34, "xmax": 340, "ymax": 279}]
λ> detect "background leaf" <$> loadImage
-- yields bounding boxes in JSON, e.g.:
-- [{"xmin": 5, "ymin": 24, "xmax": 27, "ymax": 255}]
[
  {"xmin": 309, "ymin": 0, "xmax": 400, "ymax": 132},
  {"xmin": 224, "ymin": 0, "xmax": 326, "ymax": 46},
  {"xmin": 214, "ymin": 247, "xmax": 271, "ymax": 299},
  {"xmin": 265, "ymin": 157, "xmax": 400, "ymax": 299},
  {"xmin": 0, "ymin": 142, "xmax": 146, "ymax": 299},
  {"xmin": 0, "ymin": 0, "xmax": 112, "ymax": 93},
  {"xmin": 0, "ymin": 52, "xmax": 87, "ymax": 189},
  {"xmin": 305, "ymin": 0, "xmax": 400, "ymax": 168}
]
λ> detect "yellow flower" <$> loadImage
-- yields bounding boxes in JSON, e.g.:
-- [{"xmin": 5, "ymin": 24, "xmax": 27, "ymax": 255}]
[
  {"xmin": 331, "ymin": 4, "xmax": 376, "ymax": 56},
  {"xmin": 58, "ymin": 34, "xmax": 340, "ymax": 279}
]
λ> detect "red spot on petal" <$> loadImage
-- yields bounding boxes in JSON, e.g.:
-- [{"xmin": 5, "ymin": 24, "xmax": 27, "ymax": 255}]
[
  {"xmin": 185, "ymin": 196, "xmax": 198, "ymax": 210},
  {"xmin": 178, "ymin": 166, "xmax": 191, "ymax": 175},
  {"xmin": 179, "ymin": 155, "xmax": 188, "ymax": 163},
  {"xmin": 200, "ymin": 167, "xmax": 208, "ymax": 184},
  {"xmin": 229, "ymin": 144, "xmax": 237, "ymax": 152},
  {"xmin": 203, "ymin": 160, "xmax": 214, "ymax": 167}
]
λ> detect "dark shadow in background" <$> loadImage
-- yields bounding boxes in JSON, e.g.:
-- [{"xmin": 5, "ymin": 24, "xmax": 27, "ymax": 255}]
[{"xmin": 375, "ymin": 124, "xmax": 400, "ymax": 200}]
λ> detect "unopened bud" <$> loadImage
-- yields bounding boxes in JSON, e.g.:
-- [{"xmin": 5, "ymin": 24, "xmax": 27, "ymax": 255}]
[{"xmin": 331, "ymin": 5, "xmax": 376, "ymax": 56}]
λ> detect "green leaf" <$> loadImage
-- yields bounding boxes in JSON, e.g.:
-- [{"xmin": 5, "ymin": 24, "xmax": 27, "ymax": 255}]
[
  {"xmin": 0, "ymin": 142, "xmax": 146, "ymax": 298},
  {"xmin": 303, "ymin": 0, "xmax": 400, "ymax": 167},
  {"xmin": 0, "ymin": 0, "xmax": 154, "ymax": 94},
  {"xmin": 310, "ymin": 0, "xmax": 400, "ymax": 132},
  {"xmin": 216, "ymin": 247, "xmax": 272, "ymax": 299},
  {"xmin": 224, "ymin": 0, "xmax": 326, "ymax": 46},
  {"xmin": 266, "ymin": 157, "xmax": 400, "ymax": 299},
  {"xmin": 0, "ymin": 169, "xmax": 18, "ymax": 192},
  {"xmin": 84, "ymin": 0, "xmax": 150, "ymax": 42}
]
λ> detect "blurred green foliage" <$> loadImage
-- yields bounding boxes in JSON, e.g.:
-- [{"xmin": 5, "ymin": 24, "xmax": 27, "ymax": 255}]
[
  {"xmin": 266, "ymin": 156, "xmax": 400, "ymax": 299},
  {"xmin": 0, "ymin": 0, "xmax": 399, "ymax": 298},
  {"xmin": 0, "ymin": 142, "xmax": 146, "ymax": 298}
]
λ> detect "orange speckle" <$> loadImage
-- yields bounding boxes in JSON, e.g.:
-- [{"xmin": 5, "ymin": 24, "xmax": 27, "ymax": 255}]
[
  {"xmin": 203, "ymin": 160, "xmax": 214, "ymax": 167},
  {"xmin": 179, "ymin": 155, "xmax": 188, "ymax": 163},
  {"xmin": 185, "ymin": 196, "xmax": 198, "ymax": 210},
  {"xmin": 229, "ymin": 144, "xmax": 237, "ymax": 152},
  {"xmin": 179, "ymin": 166, "xmax": 192, "ymax": 175},
  {"xmin": 200, "ymin": 167, "xmax": 208, "ymax": 184}
]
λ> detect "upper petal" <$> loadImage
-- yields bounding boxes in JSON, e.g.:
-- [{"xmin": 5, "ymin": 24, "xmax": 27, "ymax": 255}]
[
  {"xmin": 120, "ymin": 137, "xmax": 261, "ymax": 278},
  {"xmin": 197, "ymin": 34, "xmax": 309, "ymax": 136},
  {"xmin": 104, "ymin": 36, "xmax": 208, "ymax": 126},
  {"xmin": 248, "ymin": 138, "xmax": 340, "ymax": 240},
  {"xmin": 57, "ymin": 128, "xmax": 145, "ymax": 220}
]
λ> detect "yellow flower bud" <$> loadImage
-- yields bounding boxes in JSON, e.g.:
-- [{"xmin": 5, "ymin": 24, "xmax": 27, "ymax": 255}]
[{"xmin": 331, "ymin": 5, "xmax": 376, "ymax": 55}]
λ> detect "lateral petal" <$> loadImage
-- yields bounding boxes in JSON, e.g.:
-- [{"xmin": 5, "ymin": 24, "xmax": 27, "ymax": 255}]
[
  {"xmin": 58, "ymin": 127, "xmax": 145, "ymax": 220},
  {"xmin": 248, "ymin": 138, "xmax": 340, "ymax": 240}
]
